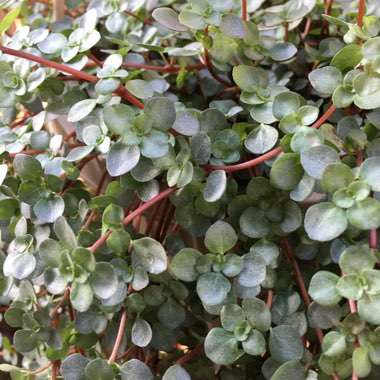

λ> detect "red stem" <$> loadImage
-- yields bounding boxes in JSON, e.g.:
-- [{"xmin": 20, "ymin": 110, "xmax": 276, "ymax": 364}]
[
  {"xmin": 0, "ymin": 45, "xmax": 144, "ymax": 109},
  {"xmin": 357, "ymin": 0, "xmax": 365, "ymax": 27},
  {"xmin": 242, "ymin": 0, "xmax": 247, "ymax": 21},
  {"xmin": 204, "ymin": 104, "xmax": 336, "ymax": 172},
  {"xmin": 87, "ymin": 61, "xmax": 204, "ymax": 73},
  {"xmin": 145, "ymin": 202, "xmax": 161, "ymax": 236},
  {"xmin": 203, "ymin": 49, "xmax": 232, "ymax": 87},
  {"xmin": 369, "ymin": 229, "xmax": 377, "ymax": 249},
  {"xmin": 175, "ymin": 344, "xmax": 204, "ymax": 365},
  {"xmin": 281, "ymin": 239, "xmax": 324, "ymax": 345},
  {"xmin": 124, "ymin": 9, "xmax": 153, "ymax": 25},
  {"xmin": 108, "ymin": 308, "xmax": 127, "ymax": 363},
  {"xmin": 49, "ymin": 288, "xmax": 70, "ymax": 317},
  {"xmin": 89, "ymin": 187, "xmax": 177, "ymax": 253}
]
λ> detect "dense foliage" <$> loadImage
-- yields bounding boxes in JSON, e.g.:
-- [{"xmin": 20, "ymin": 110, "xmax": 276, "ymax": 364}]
[{"xmin": 0, "ymin": 0, "xmax": 380, "ymax": 378}]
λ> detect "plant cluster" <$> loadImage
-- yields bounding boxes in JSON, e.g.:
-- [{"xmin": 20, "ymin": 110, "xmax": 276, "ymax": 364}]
[{"xmin": 0, "ymin": 0, "xmax": 380, "ymax": 378}]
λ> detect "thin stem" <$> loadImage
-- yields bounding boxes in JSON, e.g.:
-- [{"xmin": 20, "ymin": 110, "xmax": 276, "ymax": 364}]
[
  {"xmin": 266, "ymin": 289, "xmax": 274, "ymax": 309},
  {"xmin": 8, "ymin": 149, "xmax": 45, "ymax": 158},
  {"xmin": 175, "ymin": 343, "xmax": 204, "ymax": 365},
  {"xmin": 108, "ymin": 309, "xmax": 127, "ymax": 363},
  {"xmin": 369, "ymin": 229, "xmax": 377, "ymax": 249},
  {"xmin": 49, "ymin": 288, "xmax": 70, "ymax": 317},
  {"xmin": 357, "ymin": 0, "xmax": 365, "ymax": 27},
  {"xmin": 0, "ymin": 45, "xmax": 144, "ymax": 109},
  {"xmin": 29, "ymin": 362, "xmax": 52, "ymax": 375},
  {"xmin": 53, "ymin": 0, "xmax": 65, "ymax": 22},
  {"xmin": 124, "ymin": 10, "xmax": 153, "ymax": 25},
  {"xmin": 203, "ymin": 49, "xmax": 232, "ymax": 87},
  {"xmin": 87, "ymin": 61, "xmax": 204, "ymax": 73},
  {"xmin": 242, "ymin": 0, "xmax": 247, "ymax": 21},
  {"xmin": 159, "ymin": 205, "xmax": 176, "ymax": 242},
  {"xmin": 89, "ymin": 187, "xmax": 177, "ymax": 253},
  {"xmin": 204, "ymin": 104, "xmax": 336, "ymax": 172},
  {"xmin": 281, "ymin": 239, "xmax": 324, "ymax": 345}
]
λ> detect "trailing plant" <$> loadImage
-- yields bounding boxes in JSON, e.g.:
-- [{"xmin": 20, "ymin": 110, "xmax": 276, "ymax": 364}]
[{"xmin": 0, "ymin": 0, "xmax": 380, "ymax": 378}]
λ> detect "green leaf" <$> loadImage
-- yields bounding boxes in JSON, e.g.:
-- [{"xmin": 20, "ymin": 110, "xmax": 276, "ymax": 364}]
[
  {"xmin": 14, "ymin": 329, "xmax": 37, "ymax": 353},
  {"xmin": 90, "ymin": 262, "xmax": 118, "ymax": 299},
  {"xmin": 106, "ymin": 230, "xmax": 131, "ymax": 253},
  {"xmin": 270, "ymin": 153, "xmax": 304, "ymax": 190},
  {"xmin": 85, "ymin": 359, "xmax": 114, "ymax": 380},
  {"xmin": 4, "ymin": 308, "xmax": 25, "ymax": 328},
  {"xmin": 359, "ymin": 156, "xmax": 380, "ymax": 191},
  {"xmin": 163, "ymin": 365, "xmax": 191, "ymax": 380},
  {"xmin": 270, "ymin": 42, "xmax": 297, "ymax": 61},
  {"xmin": 358, "ymin": 294, "xmax": 380, "ymax": 324},
  {"xmin": 103, "ymin": 104, "xmax": 135, "ymax": 135},
  {"xmin": 240, "ymin": 207, "xmax": 270, "ymax": 238},
  {"xmin": 132, "ymin": 237, "xmax": 167, "ymax": 274},
  {"xmin": 197, "ymin": 272, "xmax": 231, "ymax": 306},
  {"xmin": 144, "ymin": 97, "xmax": 176, "ymax": 131},
  {"xmin": 4, "ymin": 251, "xmax": 36, "ymax": 280},
  {"xmin": 271, "ymin": 361, "xmax": 306, "ymax": 380},
  {"xmin": 152, "ymin": 7, "xmax": 189, "ymax": 32},
  {"xmin": 37, "ymin": 32, "xmax": 67, "ymax": 54},
  {"xmin": 269, "ymin": 325, "xmax": 304, "ymax": 363},
  {"xmin": 125, "ymin": 80, "xmax": 153, "ymax": 99},
  {"xmin": 45, "ymin": 267, "xmax": 68, "ymax": 294},
  {"xmin": 336, "ymin": 274, "xmax": 363, "ymax": 300},
  {"xmin": 273, "ymin": 92, "xmax": 301, "ymax": 120},
  {"xmin": 322, "ymin": 331, "xmax": 346, "ymax": 357},
  {"xmin": 0, "ymin": 6, "xmax": 20, "ymax": 35},
  {"xmin": 245, "ymin": 124, "xmax": 278, "ymax": 154},
  {"xmin": 190, "ymin": 132, "xmax": 211, "ymax": 164},
  {"xmin": 339, "ymin": 245, "xmax": 375, "ymax": 275},
  {"xmin": 61, "ymin": 354, "xmax": 90, "ymax": 380},
  {"xmin": 141, "ymin": 131, "xmax": 168, "ymax": 159},
  {"xmin": 241, "ymin": 329, "xmax": 266, "ymax": 356},
  {"xmin": 132, "ymin": 318, "xmax": 152, "ymax": 347},
  {"xmin": 204, "ymin": 220, "xmax": 237, "ymax": 254},
  {"xmin": 321, "ymin": 163, "xmax": 355, "ymax": 193},
  {"xmin": 232, "ymin": 65, "xmax": 265, "ymax": 91},
  {"xmin": 34, "ymin": 195, "xmax": 65, "ymax": 224},
  {"xmin": 331, "ymin": 44, "xmax": 363, "ymax": 72},
  {"xmin": 172, "ymin": 110, "xmax": 200, "ymax": 136},
  {"xmin": 220, "ymin": 14, "xmax": 245, "ymax": 39},
  {"xmin": 54, "ymin": 216, "xmax": 77, "ymax": 248},
  {"xmin": 305, "ymin": 202, "xmax": 347, "ymax": 241},
  {"xmin": 204, "ymin": 327, "xmax": 242, "ymax": 365},
  {"xmin": 290, "ymin": 127, "xmax": 324, "ymax": 153},
  {"xmin": 221, "ymin": 304, "xmax": 245, "ymax": 332},
  {"xmin": 242, "ymin": 297, "xmax": 271, "ymax": 331},
  {"xmin": 179, "ymin": 10, "xmax": 207, "ymax": 30},
  {"xmin": 347, "ymin": 198, "xmax": 380, "ymax": 230},
  {"xmin": 309, "ymin": 66, "xmax": 342, "ymax": 95},
  {"xmin": 204, "ymin": 170, "xmax": 227, "ymax": 202},
  {"xmin": 103, "ymin": 204, "xmax": 124, "ymax": 228},
  {"xmin": 70, "ymin": 282, "xmax": 93, "ymax": 312},
  {"xmin": 170, "ymin": 248, "xmax": 202, "ymax": 282},
  {"xmin": 0, "ymin": 198, "xmax": 19, "ymax": 220},
  {"xmin": 353, "ymin": 347, "xmax": 371, "ymax": 378},
  {"xmin": 307, "ymin": 302, "xmax": 342, "ymax": 329},
  {"xmin": 67, "ymin": 99, "xmax": 97, "ymax": 123},
  {"xmin": 107, "ymin": 142, "xmax": 140, "ymax": 176},
  {"xmin": 301, "ymin": 145, "xmax": 340, "ymax": 179},
  {"xmin": 13, "ymin": 154, "xmax": 42, "ymax": 181},
  {"xmin": 309, "ymin": 271, "xmax": 341, "ymax": 306},
  {"xmin": 157, "ymin": 298, "xmax": 185, "ymax": 329},
  {"xmin": 237, "ymin": 253, "xmax": 266, "ymax": 287},
  {"xmin": 120, "ymin": 359, "xmax": 153, "ymax": 380}
]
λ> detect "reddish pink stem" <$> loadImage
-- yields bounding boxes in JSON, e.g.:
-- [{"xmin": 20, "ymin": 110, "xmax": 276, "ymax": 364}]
[
  {"xmin": 108, "ymin": 308, "xmax": 127, "ymax": 363},
  {"xmin": 89, "ymin": 187, "xmax": 177, "ymax": 253}
]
